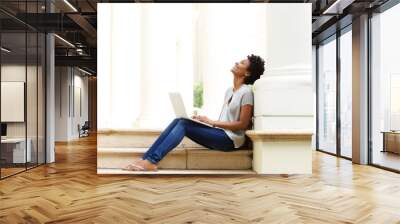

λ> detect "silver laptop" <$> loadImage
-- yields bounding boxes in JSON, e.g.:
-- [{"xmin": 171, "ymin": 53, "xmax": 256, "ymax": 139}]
[{"xmin": 169, "ymin": 92, "xmax": 220, "ymax": 129}]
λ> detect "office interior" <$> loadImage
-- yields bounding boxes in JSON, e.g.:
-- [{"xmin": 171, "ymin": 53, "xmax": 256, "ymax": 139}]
[
  {"xmin": 0, "ymin": 0, "xmax": 97, "ymax": 179},
  {"xmin": 0, "ymin": 0, "xmax": 399, "ymax": 185},
  {"xmin": 0, "ymin": 0, "xmax": 400, "ymax": 223}
]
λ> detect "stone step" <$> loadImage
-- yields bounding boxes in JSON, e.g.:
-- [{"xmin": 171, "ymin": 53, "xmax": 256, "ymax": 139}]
[
  {"xmin": 97, "ymin": 129, "xmax": 204, "ymax": 148},
  {"xmin": 97, "ymin": 147, "xmax": 253, "ymax": 170},
  {"xmin": 97, "ymin": 147, "xmax": 186, "ymax": 169},
  {"xmin": 97, "ymin": 168, "xmax": 256, "ymax": 175}
]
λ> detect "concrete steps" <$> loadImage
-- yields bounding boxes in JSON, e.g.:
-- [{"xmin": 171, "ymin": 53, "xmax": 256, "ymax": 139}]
[
  {"xmin": 97, "ymin": 147, "xmax": 253, "ymax": 170},
  {"xmin": 97, "ymin": 168, "xmax": 256, "ymax": 175},
  {"xmin": 97, "ymin": 129, "xmax": 204, "ymax": 148},
  {"xmin": 97, "ymin": 129, "xmax": 253, "ymax": 173}
]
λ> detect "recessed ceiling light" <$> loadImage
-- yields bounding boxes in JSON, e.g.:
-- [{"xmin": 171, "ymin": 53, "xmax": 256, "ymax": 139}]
[
  {"xmin": 1, "ymin": 47, "xmax": 11, "ymax": 53},
  {"xmin": 323, "ymin": 0, "xmax": 354, "ymax": 15},
  {"xmin": 78, "ymin": 67, "xmax": 93, "ymax": 76},
  {"xmin": 63, "ymin": 0, "xmax": 78, "ymax": 12},
  {"xmin": 54, "ymin": 34, "xmax": 75, "ymax": 48}
]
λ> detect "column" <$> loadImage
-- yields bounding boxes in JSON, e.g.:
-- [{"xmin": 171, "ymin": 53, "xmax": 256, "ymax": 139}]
[
  {"xmin": 352, "ymin": 14, "xmax": 369, "ymax": 164},
  {"xmin": 46, "ymin": 27, "xmax": 55, "ymax": 163},
  {"xmin": 253, "ymin": 4, "xmax": 313, "ymax": 131},
  {"xmin": 250, "ymin": 4, "xmax": 313, "ymax": 174},
  {"xmin": 136, "ymin": 5, "xmax": 193, "ymax": 129}
]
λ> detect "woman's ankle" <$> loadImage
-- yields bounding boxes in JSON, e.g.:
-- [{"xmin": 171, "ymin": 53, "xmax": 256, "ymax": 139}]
[
  {"xmin": 143, "ymin": 159, "xmax": 156, "ymax": 166},
  {"xmin": 141, "ymin": 158, "xmax": 156, "ymax": 165}
]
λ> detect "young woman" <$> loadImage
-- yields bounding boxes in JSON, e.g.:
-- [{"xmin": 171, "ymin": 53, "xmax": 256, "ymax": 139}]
[{"xmin": 124, "ymin": 54, "xmax": 265, "ymax": 171}]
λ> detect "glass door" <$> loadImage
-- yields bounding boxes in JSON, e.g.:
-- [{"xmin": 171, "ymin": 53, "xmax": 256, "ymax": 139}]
[
  {"xmin": 0, "ymin": 1, "xmax": 47, "ymax": 179},
  {"xmin": 370, "ymin": 3, "xmax": 400, "ymax": 171},
  {"xmin": 1, "ymin": 30, "xmax": 28, "ymax": 178},
  {"xmin": 317, "ymin": 36, "xmax": 337, "ymax": 155},
  {"xmin": 339, "ymin": 27, "xmax": 352, "ymax": 158}
]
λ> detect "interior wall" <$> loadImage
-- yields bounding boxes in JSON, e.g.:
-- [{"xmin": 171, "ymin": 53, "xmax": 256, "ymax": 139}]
[
  {"xmin": 73, "ymin": 72, "xmax": 89, "ymax": 137},
  {"xmin": 97, "ymin": 4, "xmax": 268, "ymax": 130},
  {"xmin": 55, "ymin": 66, "xmax": 69, "ymax": 141},
  {"xmin": 1, "ymin": 62, "xmax": 46, "ymax": 169},
  {"xmin": 312, "ymin": 45, "xmax": 317, "ymax": 150},
  {"xmin": 88, "ymin": 77, "xmax": 97, "ymax": 132},
  {"xmin": 1, "ymin": 65, "xmax": 39, "ymax": 139},
  {"xmin": 55, "ymin": 67, "xmax": 89, "ymax": 141}
]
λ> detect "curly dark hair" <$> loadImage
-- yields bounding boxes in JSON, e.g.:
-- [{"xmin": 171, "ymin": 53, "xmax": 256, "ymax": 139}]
[{"xmin": 245, "ymin": 54, "xmax": 265, "ymax": 85}]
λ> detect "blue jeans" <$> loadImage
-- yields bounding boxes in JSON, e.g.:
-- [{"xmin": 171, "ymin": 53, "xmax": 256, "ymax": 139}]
[{"xmin": 142, "ymin": 118, "xmax": 235, "ymax": 164}]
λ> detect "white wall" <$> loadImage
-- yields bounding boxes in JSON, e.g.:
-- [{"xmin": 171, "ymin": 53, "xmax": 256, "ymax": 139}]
[
  {"xmin": 1, "ymin": 65, "xmax": 39, "ymax": 138},
  {"xmin": 1, "ymin": 64, "xmax": 46, "ymax": 163},
  {"xmin": 199, "ymin": 4, "xmax": 267, "ymax": 119},
  {"xmin": 55, "ymin": 67, "xmax": 89, "ymax": 141},
  {"xmin": 55, "ymin": 67, "xmax": 69, "ymax": 141},
  {"xmin": 98, "ymin": 4, "xmax": 195, "ymax": 130},
  {"xmin": 98, "ymin": 3, "xmax": 268, "ymax": 130}
]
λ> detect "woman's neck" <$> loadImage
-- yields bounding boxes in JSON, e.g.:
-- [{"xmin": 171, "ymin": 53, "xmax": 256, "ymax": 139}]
[{"xmin": 233, "ymin": 76, "xmax": 244, "ymax": 91}]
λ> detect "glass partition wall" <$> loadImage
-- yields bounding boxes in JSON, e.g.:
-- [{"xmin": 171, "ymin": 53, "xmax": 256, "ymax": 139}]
[
  {"xmin": 0, "ymin": 2, "xmax": 46, "ymax": 179},
  {"xmin": 370, "ymin": 3, "xmax": 400, "ymax": 172},
  {"xmin": 316, "ymin": 0, "xmax": 400, "ymax": 172},
  {"xmin": 316, "ymin": 27, "xmax": 353, "ymax": 159},
  {"xmin": 339, "ymin": 27, "xmax": 352, "ymax": 159},
  {"xmin": 0, "ymin": 31, "xmax": 27, "ymax": 177},
  {"xmin": 317, "ymin": 35, "xmax": 337, "ymax": 155}
]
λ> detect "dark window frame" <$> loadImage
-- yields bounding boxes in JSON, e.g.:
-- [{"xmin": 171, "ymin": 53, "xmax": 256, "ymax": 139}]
[
  {"xmin": 0, "ymin": 0, "xmax": 47, "ymax": 180},
  {"xmin": 315, "ymin": 23, "xmax": 352, "ymax": 161},
  {"xmin": 316, "ymin": 0, "xmax": 400, "ymax": 173}
]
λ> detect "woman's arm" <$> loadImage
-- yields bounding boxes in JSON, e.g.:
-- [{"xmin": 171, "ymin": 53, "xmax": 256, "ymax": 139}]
[{"xmin": 193, "ymin": 104, "xmax": 253, "ymax": 131}]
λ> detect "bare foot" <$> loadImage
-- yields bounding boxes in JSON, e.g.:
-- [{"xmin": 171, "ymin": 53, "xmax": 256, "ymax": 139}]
[
  {"xmin": 123, "ymin": 159, "xmax": 158, "ymax": 171},
  {"xmin": 122, "ymin": 163, "xmax": 142, "ymax": 171},
  {"xmin": 139, "ymin": 159, "xmax": 158, "ymax": 171}
]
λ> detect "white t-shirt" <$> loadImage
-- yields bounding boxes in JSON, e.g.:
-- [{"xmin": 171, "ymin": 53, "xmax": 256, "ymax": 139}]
[{"xmin": 218, "ymin": 84, "xmax": 254, "ymax": 148}]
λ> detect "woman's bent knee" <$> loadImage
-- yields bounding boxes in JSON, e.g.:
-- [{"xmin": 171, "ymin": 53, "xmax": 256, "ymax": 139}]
[{"xmin": 177, "ymin": 118, "xmax": 189, "ymax": 124}]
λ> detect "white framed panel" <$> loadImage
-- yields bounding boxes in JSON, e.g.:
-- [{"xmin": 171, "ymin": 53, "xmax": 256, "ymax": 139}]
[{"xmin": 1, "ymin": 81, "xmax": 25, "ymax": 122}]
